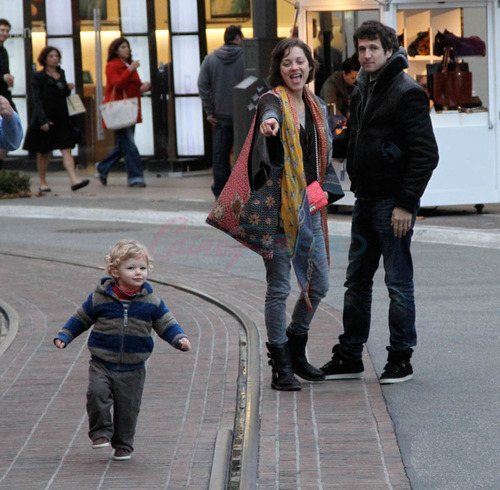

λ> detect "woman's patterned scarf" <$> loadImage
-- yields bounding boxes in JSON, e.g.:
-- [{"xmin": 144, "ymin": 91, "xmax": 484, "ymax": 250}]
[
  {"xmin": 273, "ymin": 85, "xmax": 328, "ymax": 308},
  {"xmin": 274, "ymin": 85, "xmax": 328, "ymax": 256}
]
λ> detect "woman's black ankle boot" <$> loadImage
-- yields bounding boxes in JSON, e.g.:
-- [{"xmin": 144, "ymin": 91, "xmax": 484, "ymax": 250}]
[
  {"xmin": 286, "ymin": 330, "xmax": 325, "ymax": 382},
  {"xmin": 266, "ymin": 342, "xmax": 302, "ymax": 391}
]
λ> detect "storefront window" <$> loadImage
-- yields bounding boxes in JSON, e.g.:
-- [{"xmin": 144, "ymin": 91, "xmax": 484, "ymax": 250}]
[
  {"xmin": 398, "ymin": 7, "xmax": 489, "ymax": 109},
  {"xmin": 120, "ymin": 0, "xmax": 148, "ymax": 33},
  {"xmin": 305, "ymin": 9, "xmax": 379, "ymax": 96}
]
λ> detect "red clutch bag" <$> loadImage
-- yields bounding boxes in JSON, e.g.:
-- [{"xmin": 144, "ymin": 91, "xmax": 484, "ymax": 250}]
[{"xmin": 307, "ymin": 181, "xmax": 328, "ymax": 214}]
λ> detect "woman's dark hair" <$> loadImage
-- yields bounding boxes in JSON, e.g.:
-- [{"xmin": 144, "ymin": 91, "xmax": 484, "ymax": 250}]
[
  {"xmin": 107, "ymin": 37, "xmax": 132, "ymax": 63},
  {"xmin": 38, "ymin": 46, "xmax": 62, "ymax": 68},
  {"xmin": 268, "ymin": 38, "xmax": 318, "ymax": 88},
  {"xmin": 353, "ymin": 20, "xmax": 399, "ymax": 53}
]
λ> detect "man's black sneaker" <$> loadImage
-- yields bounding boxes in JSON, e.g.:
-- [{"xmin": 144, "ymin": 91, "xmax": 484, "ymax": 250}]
[
  {"xmin": 320, "ymin": 344, "xmax": 364, "ymax": 380},
  {"xmin": 379, "ymin": 360, "xmax": 413, "ymax": 384}
]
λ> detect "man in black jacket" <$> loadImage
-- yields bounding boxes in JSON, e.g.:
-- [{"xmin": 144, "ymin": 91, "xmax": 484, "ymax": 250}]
[
  {"xmin": 320, "ymin": 20, "xmax": 439, "ymax": 384},
  {"xmin": 0, "ymin": 18, "xmax": 15, "ymax": 168}
]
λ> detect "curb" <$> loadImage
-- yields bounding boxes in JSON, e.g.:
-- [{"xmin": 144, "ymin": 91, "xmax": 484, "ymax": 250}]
[
  {"xmin": 1, "ymin": 205, "xmax": 499, "ymax": 249},
  {"xmin": 0, "ymin": 300, "xmax": 19, "ymax": 358}
]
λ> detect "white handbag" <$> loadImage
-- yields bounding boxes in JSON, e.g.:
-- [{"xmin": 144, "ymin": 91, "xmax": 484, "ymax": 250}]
[
  {"xmin": 100, "ymin": 87, "xmax": 139, "ymax": 130},
  {"xmin": 66, "ymin": 94, "xmax": 86, "ymax": 116}
]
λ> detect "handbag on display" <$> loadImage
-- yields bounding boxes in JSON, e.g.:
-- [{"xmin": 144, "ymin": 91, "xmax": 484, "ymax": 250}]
[
  {"xmin": 66, "ymin": 94, "xmax": 86, "ymax": 116},
  {"xmin": 100, "ymin": 87, "xmax": 139, "ymax": 130},
  {"xmin": 307, "ymin": 181, "xmax": 328, "ymax": 214},
  {"xmin": 432, "ymin": 47, "xmax": 472, "ymax": 109}
]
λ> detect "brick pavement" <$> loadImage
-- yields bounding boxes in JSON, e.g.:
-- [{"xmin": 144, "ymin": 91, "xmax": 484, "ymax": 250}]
[
  {"xmin": 0, "ymin": 241, "xmax": 409, "ymax": 489},
  {"xmin": 0, "ymin": 251, "xmax": 240, "ymax": 489},
  {"xmin": 4, "ymin": 168, "xmax": 498, "ymax": 488}
]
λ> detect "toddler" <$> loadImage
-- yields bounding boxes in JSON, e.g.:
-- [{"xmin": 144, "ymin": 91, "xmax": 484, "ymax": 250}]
[{"xmin": 54, "ymin": 239, "xmax": 191, "ymax": 461}]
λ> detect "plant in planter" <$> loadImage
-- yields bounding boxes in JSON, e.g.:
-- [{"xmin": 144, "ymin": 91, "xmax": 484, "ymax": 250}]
[{"xmin": 0, "ymin": 169, "xmax": 32, "ymax": 198}]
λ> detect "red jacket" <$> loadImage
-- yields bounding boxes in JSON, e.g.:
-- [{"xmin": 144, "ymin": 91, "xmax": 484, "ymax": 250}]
[{"xmin": 103, "ymin": 57, "xmax": 143, "ymax": 126}]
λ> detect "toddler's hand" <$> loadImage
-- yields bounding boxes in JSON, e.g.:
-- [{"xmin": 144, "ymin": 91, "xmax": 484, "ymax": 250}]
[
  {"xmin": 54, "ymin": 339, "xmax": 66, "ymax": 349},
  {"xmin": 178, "ymin": 338, "xmax": 192, "ymax": 351}
]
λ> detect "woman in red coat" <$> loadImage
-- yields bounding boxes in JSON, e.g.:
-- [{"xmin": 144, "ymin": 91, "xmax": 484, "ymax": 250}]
[{"xmin": 96, "ymin": 37, "xmax": 151, "ymax": 187}]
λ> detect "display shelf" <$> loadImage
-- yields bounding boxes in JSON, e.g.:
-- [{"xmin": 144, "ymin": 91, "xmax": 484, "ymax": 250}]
[{"xmin": 398, "ymin": 8, "xmax": 461, "ymax": 59}]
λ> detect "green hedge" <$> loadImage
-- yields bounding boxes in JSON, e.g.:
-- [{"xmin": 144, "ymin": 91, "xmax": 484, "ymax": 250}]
[{"xmin": 0, "ymin": 169, "xmax": 31, "ymax": 197}]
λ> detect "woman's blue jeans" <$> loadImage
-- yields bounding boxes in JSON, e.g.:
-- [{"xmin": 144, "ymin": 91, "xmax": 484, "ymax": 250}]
[
  {"xmin": 264, "ymin": 212, "xmax": 329, "ymax": 345},
  {"xmin": 339, "ymin": 198, "xmax": 418, "ymax": 359},
  {"xmin": 98, "ymin": 126, "xmax": 145, "ymax": 186}
]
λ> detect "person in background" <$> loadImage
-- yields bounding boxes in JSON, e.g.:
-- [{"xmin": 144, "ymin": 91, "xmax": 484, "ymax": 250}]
[
  {"xmin": 197, "ymin": 25, "xmax": 245, "ymax": 198},
  {"xmin": 320, "ymin": 20, "xmax": 439, "ymax": 384},
  {"xmin": 54, "ymin": 239, "xmax": 192, "ymax": 461},
  {"xmin": 320, "ymin": 55, "xmax": 360, "ymax": 118},
  {"xmin": 95, "ymin": 37, "xmax": 151, "ymax": 188},
  {"xmin": 0, "ymin": 95, "xmax": 23, "ymax": 151},
  {"xmin": 207, "ymin": 38, "xmax": 344, "ymax": 391},
  {"xmin": 0, "ymin": 18, "xmax": 16, "ymax": 168},
  {"xmin": 314, "ymin": 30, "xmax": 343, "ymax": 96},
  {"xmin": 23, "ymin": 46, "xmax": 89, "ymax": 193}
]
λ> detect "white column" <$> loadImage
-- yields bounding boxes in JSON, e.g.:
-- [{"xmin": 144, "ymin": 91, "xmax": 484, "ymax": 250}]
[
  {"xmin": 169, "ymin": 0, "xmax": 204, "ymax": 157},
  {"xmin": 119, "ymin": 0, "xmax": 154, "ymax": 155}
]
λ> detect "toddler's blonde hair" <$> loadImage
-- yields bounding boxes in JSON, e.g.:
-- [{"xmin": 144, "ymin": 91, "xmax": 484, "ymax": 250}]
[{"xmin": 105, "ymin": 239, "xmax": 154, "ymax": 275}]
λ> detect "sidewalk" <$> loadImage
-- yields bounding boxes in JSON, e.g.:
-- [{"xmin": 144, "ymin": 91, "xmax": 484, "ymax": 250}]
[
  {"xmin": 1, "ymin": 168, "xmax": 499, "ymax": 488},
  {"xmin": 2, "ymin": 168, "xmax": 500, "ymax": 247}
]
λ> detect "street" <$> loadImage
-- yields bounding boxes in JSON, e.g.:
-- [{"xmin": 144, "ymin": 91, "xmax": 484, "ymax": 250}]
[{"xmin": 0, "ymin": 207, "xmax": 499, "ymax": 488}]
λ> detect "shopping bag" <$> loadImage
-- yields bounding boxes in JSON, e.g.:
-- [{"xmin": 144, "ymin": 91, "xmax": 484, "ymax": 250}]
[
  {"xmin": 66, "ymin": 94, "xmax": 86, "ymax": 116},
  {"xmin": 100, "ymin": 89, "xmax": 138, "ymax": 130}
]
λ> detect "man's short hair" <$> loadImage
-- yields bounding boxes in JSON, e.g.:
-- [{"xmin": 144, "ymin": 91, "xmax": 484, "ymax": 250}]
[
  {"xmin": 224, "ymin": 25, "xmax": 243, "ymax": 44},
  {"xmin": 341, "ymin": 56, "xmax": 360, "ymax": 74},
  {"xmin": 0, "ymin": 19, "xmax": 11, "ymax": 29},
  {"xmin": 353, "ymin": 20, "xmax": 399, "ymax": 53}
]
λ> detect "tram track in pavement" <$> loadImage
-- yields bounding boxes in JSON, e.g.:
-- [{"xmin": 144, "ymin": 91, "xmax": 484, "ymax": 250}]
[{"xmin": 0, "ymin": 251, "xmax": 260, "ymax": 489}]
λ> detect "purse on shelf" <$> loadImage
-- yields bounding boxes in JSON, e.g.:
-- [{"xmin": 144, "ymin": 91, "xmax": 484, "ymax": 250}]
[
  {"xmin": 100, "ymin": 86, "xmax": 139, "ymax": 130},
  {"xmin": 307, "ymin": 181, "xmax": 328, "ymax": 214},
  {"xmin": 66, "ymin": 94, "xmax": 86, "ymax": 116},
  {"xmin": 432, "ymin": 47, "xmax": 472, "ymax": 109},
  {"xmin": 434, "ymin": 30, "xmax": 486, "ymax": 57}
]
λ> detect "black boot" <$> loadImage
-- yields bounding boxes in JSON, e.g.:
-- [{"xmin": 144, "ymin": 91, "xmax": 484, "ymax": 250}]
[
  {"xmin": 286, "ymin": 330, "xmax": 325, "ymax": 381},
  {"xmin": 379, "ymin": 350, "xmax": 413, "ymax": 384},
  {"xmin": 266, "ymin": 342, "xmax": 302, "ymax": 391}
]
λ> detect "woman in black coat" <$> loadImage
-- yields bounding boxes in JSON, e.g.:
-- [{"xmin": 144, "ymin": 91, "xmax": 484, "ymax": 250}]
[{"xmin": 23, "ymin": 46, "xmax": 89, "ymax": 192}]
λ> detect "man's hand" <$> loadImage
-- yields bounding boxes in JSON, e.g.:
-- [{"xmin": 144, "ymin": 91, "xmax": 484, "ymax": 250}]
[
  {"xmin": 207, "ymin": 114, "xmax": 218, "ymax": 127},
  {"xmin": 260, "ymin": 118, "xmax": 279, "ymax": 137},
  {"xmin": 0, "ymin": 95, "xmax": 13, "ymax": 119},
  {"xmin": 391, "ymin": 206, "xmax": 412, "ymax": 238},
  {"xmin": 3, "ymin": 73, "xmax": 14, "ymax": 88}
]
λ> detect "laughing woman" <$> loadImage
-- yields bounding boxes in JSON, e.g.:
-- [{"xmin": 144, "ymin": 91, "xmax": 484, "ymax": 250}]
[{"xmin": 207, "ymin": 38, "xmax": 343, "ymax": 391}]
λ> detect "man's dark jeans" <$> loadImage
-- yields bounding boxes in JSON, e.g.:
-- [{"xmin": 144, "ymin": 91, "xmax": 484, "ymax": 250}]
[
  {"xmin": 339, "ymin": 198, "xmax": 418, "ymax": 359},
  {"xmin": 211, "ymin": 119, "xmax": 233, "ymax": 197}
]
